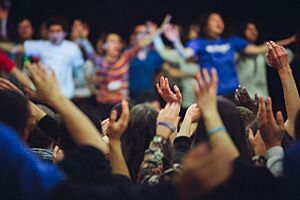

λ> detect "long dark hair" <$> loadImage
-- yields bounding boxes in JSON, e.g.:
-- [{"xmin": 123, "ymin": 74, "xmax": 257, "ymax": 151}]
[
  {"xmin": 121, "ymin": 104, "xmax": 158, "ymax": 181},
  {"xmin": 192, "ymin": 97, "xmax": 251, "ymax": 162}
]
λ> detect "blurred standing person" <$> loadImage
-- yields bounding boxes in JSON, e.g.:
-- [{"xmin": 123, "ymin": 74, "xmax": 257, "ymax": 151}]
[
  {"xmin": 128, "ymin": 23, "xmax": 163, "ymax": 104},
  {"xmin": 0, "ymin": 17, "xmax": 85, "ymax": 99},
  {"xmin": 72, "ymin": 17, "xmax": 170, "ymax": 118},
  {"xmin": 237, "ymin": 21, "xmax": 296, "ymax": 98},
  {"xmin": 153, "ymin": 23, "xmax": 199, "ymax": 112},
  {"xmin": 169, "ymin": 12, "xmax": 296, "ymax": 101}
]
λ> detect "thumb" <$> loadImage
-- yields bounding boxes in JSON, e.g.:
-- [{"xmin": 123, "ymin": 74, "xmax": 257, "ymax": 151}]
[{"xmin": 247, "ymin": 128, "xmax": 254, "ymax": 141}]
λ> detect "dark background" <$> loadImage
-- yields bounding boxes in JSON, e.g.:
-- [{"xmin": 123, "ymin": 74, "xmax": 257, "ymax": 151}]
[
  {"xmin": 9, "ymin": 0, "xmax": 300, "ymax": 40},
  {"xmin": 8, "ymin": 0, "xmax": 300, "ymax": 114}
]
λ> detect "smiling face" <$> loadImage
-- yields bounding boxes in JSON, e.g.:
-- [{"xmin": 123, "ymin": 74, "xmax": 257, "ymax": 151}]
[
  {"xmin": 206, "ymin": 13, "xmax": 225, "ymax": 38},
  {"xmin": 244, "ymin": 22, "xmax": 259, "ymax": 43}
]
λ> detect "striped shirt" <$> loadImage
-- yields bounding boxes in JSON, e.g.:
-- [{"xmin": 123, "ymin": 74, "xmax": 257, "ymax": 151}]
[{"xmin": 77, "ymin": 38, "xmax": 137, "ymax": 104}]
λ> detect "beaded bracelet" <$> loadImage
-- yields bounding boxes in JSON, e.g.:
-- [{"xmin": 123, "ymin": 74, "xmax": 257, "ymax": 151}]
[
  {"xmin": 207, "ymin": 126, "xmax": 226, "ymax": 136},
  {"xmin": 156, "ymin": 121, "xmax": 175, "ymax": 133}
]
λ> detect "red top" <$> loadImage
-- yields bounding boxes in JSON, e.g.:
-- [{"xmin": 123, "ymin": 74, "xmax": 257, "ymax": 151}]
[{"xmin": 0, "ymin": 50, "xmax": 15, "ymax": 72}]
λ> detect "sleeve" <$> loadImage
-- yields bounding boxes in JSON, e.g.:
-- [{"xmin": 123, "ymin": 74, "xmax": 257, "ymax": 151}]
[
  {"xmin": 71, "ymin": 44, "xmax": 85, "ymax": 68},
  {"xmin": 229, "ymin": 36, "xmax": 249, "ymax": 53},
  {"xmin": 137, "ymin": 135, "xmax": 170, "ymax": 185},
  {"xmin": 24, "ymin": 40, "xmax": 43, "ymax": 56},
  {"xmin": 266, "ymin": 146, "xmax": 284, "ymax": 177},
  {"xmin": 75, "ymin": 38, "xmax": 95, "ymax": 59},
  {"xmin": 0, "ymin": 50, "xmax": 15, "ymax": 72},
  {"xmin": 58, "ymin": 146, "xmax": 112, "ymax": 184},
  {"xmin": 0, "ymin": 123, "xmax": 64, "ymax": 200},
  {"xmin": 186, "ymin": 39, "xmax": 202, "ymax": 55},
  {"xmin": 173, "ymin": 136, "xmax": 191, "ymax": 163}
]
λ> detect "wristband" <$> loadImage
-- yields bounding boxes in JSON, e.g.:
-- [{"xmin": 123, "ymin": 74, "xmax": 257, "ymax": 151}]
[
  {"xmin": 157, "ymin": 121, "xmax": 175, "ymax": 133},
  {"xmin": 207, "ymin": 126, "xmax": 226, "ymax": 136}
]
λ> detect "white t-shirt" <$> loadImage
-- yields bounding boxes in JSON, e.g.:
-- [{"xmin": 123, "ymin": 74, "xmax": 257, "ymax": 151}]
[{"xmin": 24, "ymin": 40, "xmax": 84, "ymax": 99}]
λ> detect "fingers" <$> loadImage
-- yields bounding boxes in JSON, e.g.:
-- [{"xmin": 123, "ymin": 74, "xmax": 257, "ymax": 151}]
[
  {"xmin": 202, "ymin": 68, "xmax": 211, "ymax": 87},
  {"xmin": 119, "ymin": 100, "xmax": 129, "ymax": 124},
  {"xmin": 196, "ymin": 71, "xmax": 205, "ymax": 90},
  {"xmin": 211, "ymin": 68, "xmax": 218, "ymax": 89},
  {"xmin": 110, "ymin": 109, "xmax": 118, "ymax": 124},
  {"xmin": 257, "ymin": 96, "xmax": 266, "ymax": 122},
  {"xmin": 276, "ymin": 111, "xmax": 285, "ymax": 128},
  {"xmin": 174, "ymin": 85, "xmax": 182, "ymax": 101},
  {"xmin": 247, "ymin": 128, "xmax": 254, "ymax": 141},
  {"xmin": 266, "ymin": 97, "xmax": 276, "ymax": 123}
]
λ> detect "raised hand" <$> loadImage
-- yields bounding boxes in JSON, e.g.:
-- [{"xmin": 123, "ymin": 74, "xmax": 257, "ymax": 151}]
[
  {"xmin": 159, "ymin": 14, "xmax": 172, "ymax": 31},
  {"xmin": 185, "ymin": 103, "xmax": 201, "ymax": 123},
  {"xmin": 194, "ymin": 68, "xmax": 218, "ymax": 116},
  {"xmin": 71, "ymin": 19, "xmax": 90, "ymax": 40},
  {"xmin": 247, "ymin": 128, "xmax": 266, "ymax": 156},
  {"xmin": 0, "ymin": 78, "xmax": 23, "ymax": 95},
  {"xmin": 257, "ymin": 97, "xmax": 285, "ymax": 149},
  {"xmin": 266, "ymin": 41, "xmax": 289, "ymax": 71},
  {"xmin": 235, "ymin": 85, "xmax": 259, "ymax": 114},
  {"xmin": 24, "ymin": 63, "xmax": 62, "ymax": 104},
  {"xmin": 106, "ymin": 100, "xmax": 129, "ymax": 140},
  {"xmin": 156, "ymin": 102, "xmax": 181, "ymax": 138},
  {"xmin": 163, "ymin": 24, "xmax": 180, "ymax": 42},
  {"xmin": 156, "ymin": 76, "xmax": 182, "ymax": 104}
]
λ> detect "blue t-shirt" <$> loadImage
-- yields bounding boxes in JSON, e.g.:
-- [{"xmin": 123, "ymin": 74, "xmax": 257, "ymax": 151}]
[
  {"xmin": 129, "ymin": 50, "xmax": 163, "ymax": 93},
  {"xmin": 0, "ymin": 123, "xmax": 65, "ymax": 200},
  {"xmin": 187, "ymin": 36, "xmax": 248, "ymax": 95}
]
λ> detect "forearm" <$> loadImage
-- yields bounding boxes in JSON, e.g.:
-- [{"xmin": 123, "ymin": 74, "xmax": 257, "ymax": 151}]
[
  {"xmin": 138, "ymin": 29, "xmax": 162, "ymax": 49},
  {"xmin": 203, "ymin": 111, "xmax": 239, "ymax": 160},
  {"xmin": 0, "ymin": 42, "xmax": 16, "ymax": 52},
  {"xmin": 109, "ymin": 139, "xmax": 131, "ymax": 179},
  {"xmin": 244, "ymin": 44, "xmax": 267, "ymax": 55},
  {"xmin": 75, "ymin": 38, "xmax": 95, "ymax": 58},
  {"xmin": 177, "ymin": 117, "xmax": 192, "ymax": 137},
  {"xmin": 50, "ymin": 95, "xmax": 109, "ymax": 154},
  {"xmin": 278, "ymin": 67, "xmax": 300, "ymax": 138}
]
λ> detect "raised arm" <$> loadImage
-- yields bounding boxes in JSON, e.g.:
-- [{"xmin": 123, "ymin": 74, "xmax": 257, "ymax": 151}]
[
  {"xmin": 106, "ymin": 100, "xmax": 131, "ymax": 178},
  {"xmin": 24, "ymin": 63, "xmax": 109, "ymax": 155},
  {"xmin": 163, "ymin": 24, "xmax": 194, "ymax": 59},
  {"xmin": 194, "ymin": 68, "xmax": 239, "ymax": 160},
  {"xmin": 266, "ymin": 41, "xmax": 300, "ymax": 139}
]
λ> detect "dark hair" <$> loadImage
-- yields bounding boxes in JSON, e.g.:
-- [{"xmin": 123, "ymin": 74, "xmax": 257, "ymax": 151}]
[
  {"xmin": 236, "ymin": 106, "xmax": 256, "ymax": 129},
  {"xmin": 0, "ymin": 0, "xmax": 10, "ymax": 10},
  {"xmin": 121, "ymin": 104, "xmax": 158, "ymax": 181},
  {"xmin": 192, "ymin": 97, "xmax": 251, "ymax": 162},
  {"xmin": 0, "ymin": 90, "xmax": 29, "ymax": 136},
  {"xmin": 199, "ymin": 10, "xmax": 224, "ymax": 38},
  {"xmin": 239, "ymin": 21, "xmax": 264, "ymax": 45},
  {"xmin": 46, "ymin": 16, "xmax": 69, "ymax": 32}
]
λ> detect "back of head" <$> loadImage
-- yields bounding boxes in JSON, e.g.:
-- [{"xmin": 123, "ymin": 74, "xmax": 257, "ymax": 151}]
[
  {"xmin": 121, "ymin": 104, "xmax": 158, "ymax": 181},
  {"xmin": 0, "ymin": 90, "xmax": 29, "ymax": 137},
  {"xmin": 192, "ymin": 97, "xmax": 251, "ymax": 162},
  {"xmin": 236, "ymin": 106, "xmax": 256, "ymax": 129}
]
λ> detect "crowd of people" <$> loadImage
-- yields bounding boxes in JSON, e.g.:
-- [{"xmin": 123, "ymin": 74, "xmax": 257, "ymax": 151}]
[{"xmin": 0, "ymin": 0, "xmax": 300, "ymax": 199}]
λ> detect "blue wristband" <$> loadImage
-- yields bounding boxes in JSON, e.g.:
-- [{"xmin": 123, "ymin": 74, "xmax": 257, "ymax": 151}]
[
  {"xmin": 157, "ymin": 121, "xmax": 175, "ymax": 133},
  {"xmin": 207, "ymin": 126, "xmax": 226, "ymax": 136}
]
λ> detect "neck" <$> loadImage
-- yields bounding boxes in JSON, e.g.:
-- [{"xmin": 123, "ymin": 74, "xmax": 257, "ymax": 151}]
[{"xmin": 105, "ymin": 53, "xmax": 118, "ymax": 62}]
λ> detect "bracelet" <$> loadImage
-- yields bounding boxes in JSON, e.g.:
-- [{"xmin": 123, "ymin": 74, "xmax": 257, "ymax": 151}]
[
  {"xmin": 207, "ymin": 126, "xmax": 226, "ymax": 136},
  {"xmin": 157, "ymin": 121, "xmax": 175, "ymax": 133}
]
